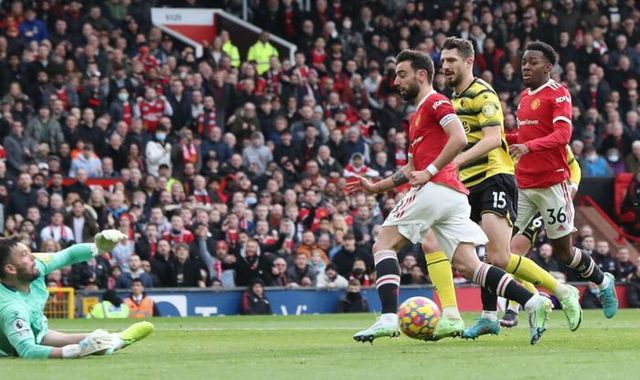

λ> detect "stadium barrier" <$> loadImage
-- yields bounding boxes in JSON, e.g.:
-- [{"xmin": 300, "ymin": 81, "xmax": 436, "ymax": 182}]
[
  {"xmin": 67, "ymin": 284, "xmax": 630, "ymax": 317},
  {"xmin": 45, "ymin": 287, "xmax": 75, "ymax": 319}
]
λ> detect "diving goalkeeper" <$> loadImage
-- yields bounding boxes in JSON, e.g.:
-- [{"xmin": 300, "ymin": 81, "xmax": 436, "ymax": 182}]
[{"xmin": 0, "ymin": 230, "xmax": 153, "ymax": 359}]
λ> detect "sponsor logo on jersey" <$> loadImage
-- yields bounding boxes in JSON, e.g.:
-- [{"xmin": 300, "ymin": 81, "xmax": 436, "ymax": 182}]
[
  {"xmin": 462, "ymin": 120, "xmax": 470, "ymax": 134},
  {"xmin": 531, "ymin": 98, "xmax": 541, "ymax": 110},
  {"xmin": 460, "ymin": 99, "xmax": 466, "ymax": 108},
  {"xmin": 555, "ymin": 96, "xmax": 570, "ymax": 104},
  {"xmin": 432, "ymin": 99, "xmax": 447, "ymax": 110},
  {"xmin": 410, "ymin": 135, "xmax": 424, "ymax": 148},
  {"xmin": 517, "ymin": 119, "xmax": 539, "ymax": 127}
]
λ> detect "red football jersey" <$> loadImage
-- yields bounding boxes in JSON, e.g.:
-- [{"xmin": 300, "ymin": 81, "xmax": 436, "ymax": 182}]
[
  {"xmin": 140, "ymin": 99, "xmax": 166, "ymax": 133},
  {"xmin": 409, "ymin": 91, "xmax": 468, "ymax": 195},
  {"xmin": 162, "ymin": 229, "xmax": 194, "ymax": 245},
  {"xmin": 515, "ymin": 79, "xmax": 572, "ymax": 188}
]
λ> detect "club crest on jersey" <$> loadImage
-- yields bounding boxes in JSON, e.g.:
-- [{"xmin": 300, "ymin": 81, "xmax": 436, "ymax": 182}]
[
  {"xmin": 414, "ymin": 113, "xmax": 422, "ymax": 128},
  {"xmin": 531, "ymin": 99, "xmax": 541, "ymax": 110},
  {"xmin": 482, "ymin": 104, "xmax": 496, "ymax": 117}
]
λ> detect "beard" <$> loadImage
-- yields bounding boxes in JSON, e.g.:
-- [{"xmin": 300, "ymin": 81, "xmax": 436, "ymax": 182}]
[
  {"xmin": 17, "ymin": 265, "xmax": 39, "ymax": 283},
  {"xmin": 399, "ymin": 80, "xmax": 420, "ymax": 101},
  {"xmin": 445, "ymin": 70, "xmax": 462, "ymax": 89}
]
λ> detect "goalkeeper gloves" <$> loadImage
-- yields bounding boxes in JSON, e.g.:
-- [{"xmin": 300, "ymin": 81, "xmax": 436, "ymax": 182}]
[
  {"xmin": 62, "ymin": 333, "xmax": 113, "ymax": 358},
  {"xmin": 93, "ymin": 230, "xmax": 127, "ymax": 255}
]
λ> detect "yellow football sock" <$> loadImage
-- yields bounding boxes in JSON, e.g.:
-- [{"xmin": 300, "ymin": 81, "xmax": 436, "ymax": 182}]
[
  {"xmin": 521, "ymin": 279, "xmax": 538, "ymax": 295},
  {"xmin": 425, "ymin": 251, "xmax": 459, "ymax": 318},
  {"xmin": 505, "ymin": 254, "xmax": 559, "ymax": 294}
]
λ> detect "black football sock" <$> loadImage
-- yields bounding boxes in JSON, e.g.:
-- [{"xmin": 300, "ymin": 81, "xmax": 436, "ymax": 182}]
[
  {"xmin": 473, "ymin": 263, "xmax": 534, "ymax": 307},
  {"xmin": 567, "ymin": 247, "xmax": 605, "ymax": 285},
  {"xmin": 374, "ymin": 249, "xmax": 400, "ymax": 314}
]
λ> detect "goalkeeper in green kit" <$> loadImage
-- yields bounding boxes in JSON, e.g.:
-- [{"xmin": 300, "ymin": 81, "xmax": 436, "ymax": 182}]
[{"xmin": 0, "ymin": 230, "xmax": 154, "ymax": 359}]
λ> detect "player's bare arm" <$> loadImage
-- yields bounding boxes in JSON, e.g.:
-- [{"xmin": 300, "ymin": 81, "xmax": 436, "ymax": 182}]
[
  {"xmin": 410, "ymin": 117, "xmax": 467, "ymax": 186},
  {"xmin": 346, "ymin": 158, "xmax": 415, "ymax": 194},
  {"xmin": 454, "ymin": 125, "xmax": 502, "ymax": 168}
]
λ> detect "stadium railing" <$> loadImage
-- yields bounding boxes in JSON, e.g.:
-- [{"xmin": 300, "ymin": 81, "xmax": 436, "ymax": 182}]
[{"xmin": 45, "ymin": 287, "xmax": 75, "ymax": 319}]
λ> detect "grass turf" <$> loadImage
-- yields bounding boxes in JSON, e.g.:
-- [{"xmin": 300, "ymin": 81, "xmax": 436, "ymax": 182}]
[{"xmin": 2, "ymin": 310, "xmax": 639, "ymax": 380}]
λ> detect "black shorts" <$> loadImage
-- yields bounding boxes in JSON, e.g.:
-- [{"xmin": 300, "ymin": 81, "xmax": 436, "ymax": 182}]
[
  {"xmin": 468, "ymin": 174, "xmax": 518, "ymax": 224},
  {"xmin": 515, "ymin": 212, "xmax": 544, "ymax": 243}
]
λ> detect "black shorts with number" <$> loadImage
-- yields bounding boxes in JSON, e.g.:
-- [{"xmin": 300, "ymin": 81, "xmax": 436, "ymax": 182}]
[
  {"xmin": 467, "ymin": 173, "xmax": 518, "ymax": 224},
  {"xmin": 515, "ymin": 213, "xmax": 544, "ymax": 243}
]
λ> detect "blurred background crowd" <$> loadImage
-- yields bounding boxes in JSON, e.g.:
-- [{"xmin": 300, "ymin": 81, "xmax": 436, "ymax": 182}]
[{"xmin": 0, "ymin": 0, "xmax": 638, "ymax": 295}]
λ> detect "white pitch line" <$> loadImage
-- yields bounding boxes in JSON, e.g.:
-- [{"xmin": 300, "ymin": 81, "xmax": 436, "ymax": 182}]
[
  {"xmin": 54, "ymin": 327, "xmax": 359, "ymax": 332},
  {"xmin": 54, "ymin": 325, "xmax": 636, "ymax": 333}
]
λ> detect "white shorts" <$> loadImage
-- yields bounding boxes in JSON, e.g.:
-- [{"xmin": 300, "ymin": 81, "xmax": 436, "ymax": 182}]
[
  {"xmin": 382, "ymin": 182, "xmax": 488, "ymax": 260},
  {"xmin": 515, "ymin": 180, "xmax": 576, "ymax": 240}
]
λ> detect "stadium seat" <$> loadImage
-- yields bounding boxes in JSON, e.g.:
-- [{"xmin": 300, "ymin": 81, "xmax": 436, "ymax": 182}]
[{"xmin": 614, "ymin": 173, "xmax": 635, "ymax": 224}]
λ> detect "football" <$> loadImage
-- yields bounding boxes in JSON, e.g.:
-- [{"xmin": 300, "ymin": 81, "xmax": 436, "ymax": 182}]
[{"xmin": 397, "ymin": 296, "xmax": 441, "ymax": 340}]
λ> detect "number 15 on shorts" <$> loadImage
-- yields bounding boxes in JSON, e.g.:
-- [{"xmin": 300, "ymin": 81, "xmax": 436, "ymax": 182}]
[{"xmin": 492, "ymin": 191, "xmax": 506, "ymax": 209}]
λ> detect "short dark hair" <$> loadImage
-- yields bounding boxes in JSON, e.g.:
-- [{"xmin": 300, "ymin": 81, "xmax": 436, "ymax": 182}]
[
  {"xmin": 442, "ymin": 37, "xmax": 475, "ymax": 58},
  {"xmin": 132, "ymin": 278, "xmax": 144, "ymax": 286},
  {"xmin": 525, "ymin": 41, "xmax": 558, "ymax": 66},
  {"xmin": 0, "ymin": 239, "xmax": 19, "ymax": 279},
  {"xmin": 396, "ymin": 49, "xmax": 435, "ymax": 83}
]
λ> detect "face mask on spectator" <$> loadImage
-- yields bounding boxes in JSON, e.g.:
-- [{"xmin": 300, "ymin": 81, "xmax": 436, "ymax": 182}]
[
  {"xmin": 156, "ymin": 133, "xmax": 167, "ymax": 142},
  {"xmin": 118, "ymin": 93, "xmax": 129, "ymax": 102},
  {"xmin": 607, "ymin": 153, "xmax": 619, "ymax": 162},
  {"xmin": 245, "ymin": 197, "xmax": 257, "ymax": 206}
]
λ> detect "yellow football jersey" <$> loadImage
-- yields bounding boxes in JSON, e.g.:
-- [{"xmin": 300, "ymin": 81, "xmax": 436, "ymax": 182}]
[
  {"xmin": 566, "ymin": 145, "xmax": 581, "ymax": 185},
  {"xmin": 451, "ymin": 78, "xmax": 514, "ymax": 188}
]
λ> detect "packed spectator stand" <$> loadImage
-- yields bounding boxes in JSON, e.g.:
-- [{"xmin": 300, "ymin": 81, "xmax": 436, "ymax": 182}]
[{"xmin": 0, "ymin": 0, "xmax": 638, "ymax": 296}]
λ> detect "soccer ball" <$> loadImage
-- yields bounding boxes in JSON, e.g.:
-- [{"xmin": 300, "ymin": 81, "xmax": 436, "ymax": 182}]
[{"xmin": 397, "ymin": 296, "xmax": 441, "ymax": 340}]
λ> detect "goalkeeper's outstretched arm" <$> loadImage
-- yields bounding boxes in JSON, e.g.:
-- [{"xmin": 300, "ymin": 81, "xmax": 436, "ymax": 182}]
[{"xmin": 37, "ymin": 230, "xmax": 127, "ymax": 275}]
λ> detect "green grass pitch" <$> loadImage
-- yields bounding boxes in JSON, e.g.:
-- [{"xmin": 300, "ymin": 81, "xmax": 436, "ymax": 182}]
[{"xmin": 3, "ymin": 310, "xmax": 640, "ymax": 380}]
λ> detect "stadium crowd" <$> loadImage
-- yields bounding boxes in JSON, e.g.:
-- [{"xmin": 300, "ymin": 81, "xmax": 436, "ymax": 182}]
[{"xmin": 0, "ymin": 0, "xmax": 638, "ymax": 294}]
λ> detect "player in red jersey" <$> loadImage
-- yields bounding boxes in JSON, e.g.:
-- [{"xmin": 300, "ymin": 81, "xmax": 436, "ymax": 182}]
[
  {"xmin": 348, "ymin": 50, "xmax": 552, "ymax": 345},
  {"xmin": 510, "ymin": 41, "xmax": 618, "ymax": 319}
]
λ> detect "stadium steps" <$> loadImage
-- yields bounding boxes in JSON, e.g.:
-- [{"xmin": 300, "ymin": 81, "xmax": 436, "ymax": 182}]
[{"xmin": 575, "ymin": 205, "xmax": 639, "ymax": 261}]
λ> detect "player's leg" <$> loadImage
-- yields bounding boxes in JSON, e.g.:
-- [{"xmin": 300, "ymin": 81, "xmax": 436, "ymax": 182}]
[
  {"xmin": 353, "ymin": 225, "xmax": 408, "ymax": 342},
  {"xmin": 433, "ymin": 189, "xmax": 551, "ymax": 345},
  {"xmin": 543, "ymin": 182, "xmax": 618, "ymax": 318},
  {"xmin": 521, "ymin": 183, "xmax": 586, "ymax": 328},
  {"xmin": 464, "ymin": 176, "xmax": 556, "ymax": 338},
  {"xmin": 501, "ymin": 217, "xmax": 541, "ymax": 327},
  {"xmin": 463, "ymin": 188, "xmax": 501, "ymax": 338},
  {"xmin": 354, "ymin": 184, "xmax": 441, "ymax": 342},
  {"xmin": 513, "ymin": 187, "xmax": 583, "ymax": 330},
  {"xmin": 422, "ymin": 230, "xmax": 464, "ymax": 339},
  {"xmin": 450, "ymin": 242, "xmax": 552, "ymax": 345}
]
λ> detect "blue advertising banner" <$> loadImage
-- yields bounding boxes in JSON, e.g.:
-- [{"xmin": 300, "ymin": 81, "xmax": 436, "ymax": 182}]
[{"xmin": 136, "ymin": 287, "xmax": 435, "ymax": 317}]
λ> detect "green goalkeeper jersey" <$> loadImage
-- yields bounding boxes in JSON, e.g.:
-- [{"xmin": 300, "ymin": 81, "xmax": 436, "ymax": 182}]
[{"xmin": 0, "ymin": 244, "xmax": 94, "ymax": 358}]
